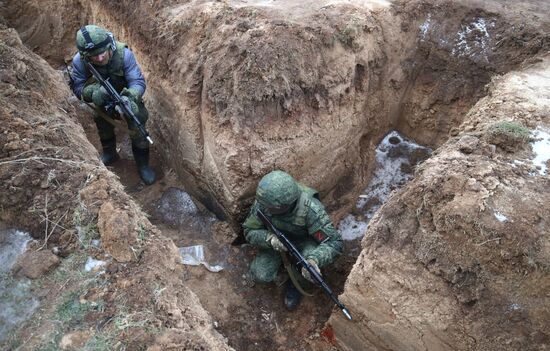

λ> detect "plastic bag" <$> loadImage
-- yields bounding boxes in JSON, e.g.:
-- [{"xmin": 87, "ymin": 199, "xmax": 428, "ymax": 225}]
[{"xmin": 179, "ymin": 245, "xmax": 223, "ymax": 272}]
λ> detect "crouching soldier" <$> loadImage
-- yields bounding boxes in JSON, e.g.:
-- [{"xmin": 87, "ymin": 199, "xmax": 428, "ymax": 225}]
[
  {"xmin": 243, "ymin": 170, "xmax": 343, "ymax": 310},
  {"xmin": 70, "ymin": 24, "xmax": 155, "ymax": 185}
]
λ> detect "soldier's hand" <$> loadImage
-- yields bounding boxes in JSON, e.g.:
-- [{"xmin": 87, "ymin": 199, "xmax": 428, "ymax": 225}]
[
  {"xmin": 82, "ymin": 83, "xmax": 101, "ymax": 103},
  {"xmin": 301, "ymin": 259, "xmax": 320, "ymax": 283},
  {"xmin": 266, "ymin": 233, "xmax": 287, "ymax": 252},
  {"xmin": 92, "ymin": 86, "xmax": 111, "ymax": 107},
  {"xmin": 121, "ymin": 96, "xmax": 139, "ymax": 115},
  {"xmin": 121, "ymin": 87, "xmax": 141, "ymax": 102}
]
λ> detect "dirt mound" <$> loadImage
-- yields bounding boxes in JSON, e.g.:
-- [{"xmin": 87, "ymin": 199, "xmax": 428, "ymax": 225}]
[{"xmin": 330, "ymin": 56, "xmax": 550, "ymax": 350}]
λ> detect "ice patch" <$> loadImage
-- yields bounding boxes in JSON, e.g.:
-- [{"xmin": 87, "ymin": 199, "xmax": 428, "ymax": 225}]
[
  {"xmin": 420, "ymin": 14, "xmax": 431, "ymax": 39},
  {"xmin": 494, "ymin": 211, "xmax": 508, "ymax": 222},
  {"xmin": 531, "ymin": 128, "xmax": 550, "ymax": 175},
  {"xmin": 339, "ymin": 131, "xmax": 431, "ymax": 240},
  {"xmin": 85, "ymin": 257, "xmax": 106, "ymax": 272},
  {"xmin": 0, "ymin": 229, "xmax": 31, "ymax": 272},
  {"xmin": 0, "ymin": 279, "xmax": 40, "ymax": 341},
  {"xmin": 0, "ymin": 229, "xmax": 39, "ymax": 342},
  {"xmin": 339, "ymin": 214, "xmax": 369, "ymax": 241},
  {"xmin": 154, "ymin": 187, "xmax": 216, "ymax": 230}
]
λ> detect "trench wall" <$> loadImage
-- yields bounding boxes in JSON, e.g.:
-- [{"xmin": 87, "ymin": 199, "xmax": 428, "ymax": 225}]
[
  {"xmin": 3, "ymin": 1, "xmax": 550, "ymax": 349},
  {"xmin": 0, "ymin": 20, "xmax": 233, "ymax": 350},
  {"xmin": 6, "ymin": 0, "xmax": 546, "ymax": 223},
  {"xmin": 330, "ymin": 56, "xmax": 550, "ymax": 350}
]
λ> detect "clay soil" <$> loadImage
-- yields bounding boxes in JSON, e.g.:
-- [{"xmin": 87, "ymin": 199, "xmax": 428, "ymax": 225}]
[{"xmin": 1, "ymin": 0, "xmax": 550, "ymax": 351}]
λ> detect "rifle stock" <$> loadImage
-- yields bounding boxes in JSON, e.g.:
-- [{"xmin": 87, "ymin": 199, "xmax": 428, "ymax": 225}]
[
  {"xmin": 257, "ymin": 209, "xmax": 352, "ymax": 321},
  {"xmin": 85, "ymin": 62, "xmax": 153, "ymax": 145}
]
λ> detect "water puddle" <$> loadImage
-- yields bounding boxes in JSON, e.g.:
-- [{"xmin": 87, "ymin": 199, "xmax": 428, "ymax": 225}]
[
  {"xmin": 339, "ymin": 131, "xmax": 431, "ymax": 240},
  {"xmin": 0, "ymin": 229, "xmax": 39, "ymax": 342}
]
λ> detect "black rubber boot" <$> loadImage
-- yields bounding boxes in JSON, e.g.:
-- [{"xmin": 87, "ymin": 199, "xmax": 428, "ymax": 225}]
[
  {"xmin": 132, "ymin": 144, "xmax": 156, "ymax": 185},
  {"xmin": 284, "ymin": 280, "xmax": 302, "ymax": 311},
  {"xmin": 99, "ymin": 137, "xmax": 119, "ymax": 165}
]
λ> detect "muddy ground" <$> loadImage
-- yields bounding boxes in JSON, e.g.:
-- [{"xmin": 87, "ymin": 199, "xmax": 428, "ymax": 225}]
[{"xmin": 1, "ymin": 0, "xmax": 550, "ymax": 350}]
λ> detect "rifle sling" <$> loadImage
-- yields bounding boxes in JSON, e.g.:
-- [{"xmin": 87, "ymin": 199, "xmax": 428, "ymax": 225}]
[{"xmin": 281, "ymin": 253, "xmax": 314, "ymax": 297}]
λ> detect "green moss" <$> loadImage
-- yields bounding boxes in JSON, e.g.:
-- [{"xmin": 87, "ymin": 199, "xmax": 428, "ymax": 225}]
[
  {"xmin": 486, "ymin": 121, "xmax": 532, "ymax": 152},
  {"xmin": 488, "ymin": 121, "xmax": 531, "ymax": 142}
]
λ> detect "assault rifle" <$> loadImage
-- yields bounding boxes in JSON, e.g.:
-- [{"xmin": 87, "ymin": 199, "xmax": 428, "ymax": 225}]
[
  {"xmin": 85, "ymin": 62, "xmax": 153, "ymax": 145},
  {"xmin": 257, "ymin": 209, "xmax": 353, "ymax": 321}
]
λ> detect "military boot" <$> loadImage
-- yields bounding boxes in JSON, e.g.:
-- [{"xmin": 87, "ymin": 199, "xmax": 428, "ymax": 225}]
[
  {"xmin": 284, "ymin": 280, "xmax": 302, "ymax": 311},
  {"xmin": 99, "ymin": 137, "xmax": 119, "ymax": 165},
  {"xmin": 132, "ymin": 144, "xmax": 156, "ymax": 185}
]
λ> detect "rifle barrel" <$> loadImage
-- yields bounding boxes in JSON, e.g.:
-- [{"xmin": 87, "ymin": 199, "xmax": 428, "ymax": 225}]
[
  {"xmin": 86, "ymin": 62, "xmax": 153, "ymax": 145},
  {"xmin": 257, "ymin": 209, "xmax": 352, "ymax": 321}
]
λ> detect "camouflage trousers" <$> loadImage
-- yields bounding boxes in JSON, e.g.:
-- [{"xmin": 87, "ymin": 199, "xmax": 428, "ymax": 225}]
[
  {"xmin": 94, "ymin": 99, "xmax": 149, "ymax": 149},
  {"xmin": 249, "ymin": 239, "xmax": 318, "ymax": 286}
]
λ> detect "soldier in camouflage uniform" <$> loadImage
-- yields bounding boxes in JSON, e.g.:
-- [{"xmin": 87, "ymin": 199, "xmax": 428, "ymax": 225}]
[
  {"xmin": 70, "ymin": 25, "xmax": 155, "ymax": 185},
  {"xmin": 243, "ymin": 170, "xmax": 343, "ymax": 310}
]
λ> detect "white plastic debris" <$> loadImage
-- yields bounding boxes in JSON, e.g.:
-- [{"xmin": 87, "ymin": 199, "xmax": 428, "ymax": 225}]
[
  {"xmin": 85, "ymin": 257, "xmax": 106, "ymax": 272},
  {"xmin": 494, "ymin": 211, "xmax": 508, "ymax": 222},
  {"xmin": 179, "ymin": 245, "xmax": 223, "ymax": 273}
]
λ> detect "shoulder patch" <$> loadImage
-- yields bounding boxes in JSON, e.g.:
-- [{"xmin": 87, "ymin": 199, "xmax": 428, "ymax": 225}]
[{"xmin": 313, "ymin": 230, "xmax": 329, "ymax": 244}]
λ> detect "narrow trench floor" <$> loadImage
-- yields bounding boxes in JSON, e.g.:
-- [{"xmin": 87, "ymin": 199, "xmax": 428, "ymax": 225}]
[{"xmin": 94, "ymin": 129, "xmax": 358, "ymax": 351}]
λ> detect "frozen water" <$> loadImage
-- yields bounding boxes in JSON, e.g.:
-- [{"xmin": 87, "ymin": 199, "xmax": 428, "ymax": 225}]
[
  {"xmin": 494, "ymin": 211, "xmax": 508, "ymax": 222},
  {"xmin": 420, "ymin": 14, "xmax": 432, "ymax": 39},
  {"xmin": 153, "ymin": 187, "xmax": 217, "ymax": 240},
  {"xmin": 0, "ymin": 229, "xmax": 39, "ymax": 342},
  {"xmin": 0, "ymin": 279, "xmax": 39, "ymax": 342},
  {"xmin": 85, "ymin": 257, "xmax": 107, "ymax": 272},
  {"xmin": 0, "ymin": 229, "xmax": 31, "ymax": 272},
  {"xmin": 531, "ymin": 128, "xmax": 550, "ymax": 175},
  {"xmin": 339, "ymin": 131, "xmax": 431, "ymax": 240},
  {"xmin": 339, "ymin": 214, "xmax": 369, "ymax": 241}
]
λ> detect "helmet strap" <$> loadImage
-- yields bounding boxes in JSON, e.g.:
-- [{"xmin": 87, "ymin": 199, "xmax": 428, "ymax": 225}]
[
  {"xmin": 77, "ymin": 26, "xmax": 113, "ymax": 53},
  {"xmin": 80, "ymin": 26, "xmax": 95, "ymax": 50}
]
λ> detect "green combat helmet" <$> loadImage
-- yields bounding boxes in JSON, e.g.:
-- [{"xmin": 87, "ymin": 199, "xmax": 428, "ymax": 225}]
[
  {"xmin": 256, "ymin": 170, "xmax": 300, "ymax": 215},
  {"xmin": 76, "ymin": 25, "xmax": 115, "ymax": 58}
]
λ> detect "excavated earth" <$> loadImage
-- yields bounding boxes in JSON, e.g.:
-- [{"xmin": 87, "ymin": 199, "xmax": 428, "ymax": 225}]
[{"xmin": 1, "ymin": 0, "xmax": 549, "ymax": 350}]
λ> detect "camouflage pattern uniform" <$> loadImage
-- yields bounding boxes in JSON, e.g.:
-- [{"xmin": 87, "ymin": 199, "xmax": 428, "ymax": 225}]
[
  {"xmin": 71, "ymin": 33, "xmax": 149, "ymax": 149},
  {"xmin": 71, "ymin": 25, "xmax": 155, "ymax": 184},
  {"xmin": 243, "ymin": 171, "xmax": 343, "ymax": 284}
]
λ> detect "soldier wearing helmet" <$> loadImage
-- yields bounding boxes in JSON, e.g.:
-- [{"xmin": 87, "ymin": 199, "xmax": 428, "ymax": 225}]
[
  {"xmin": 70, "ymin": 24, "xmax": 155, "ymax": 185},
  {"xmin": 242, "ymin": 170, "xmax": 343, "ymax": 310}
]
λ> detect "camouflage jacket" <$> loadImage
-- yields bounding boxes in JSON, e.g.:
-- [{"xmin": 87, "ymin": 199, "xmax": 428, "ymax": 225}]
[
  {"xmin": 71, "ymin": 42, "xmax": 146, "ymax": 99},
  {"xmin": 243, "ymin": 185, "xmax": 343, "ymax": 268}
]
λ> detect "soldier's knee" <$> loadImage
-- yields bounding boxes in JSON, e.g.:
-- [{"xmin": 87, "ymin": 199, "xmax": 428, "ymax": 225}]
[
  {"xmin": 249, "ymin": 249, "xmax": 281, "ymax": 283},
  {"xmin": 249, "ymin": 266, "xmax": 277, "ymax": 284}
]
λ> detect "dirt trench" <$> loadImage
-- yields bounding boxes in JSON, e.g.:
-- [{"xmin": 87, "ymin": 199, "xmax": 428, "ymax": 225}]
[{"xmin": 1, "ymin": 0, "xmax": 550, "ymax": 350}]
